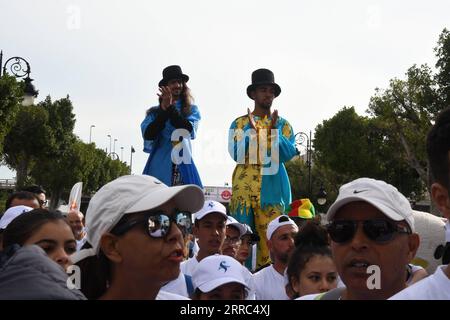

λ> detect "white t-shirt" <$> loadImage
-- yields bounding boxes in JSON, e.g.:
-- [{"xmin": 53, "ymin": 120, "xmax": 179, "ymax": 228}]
[
  {"xmin": 180, "ymin": 256, "xmax": 199, "ymax": 277},
  {"xmin": 160, "ymin": 271, "xmax": 190, "ymax": 298},
  {"xmin": 253, "ymin": 265, "xmax": 290, "ymax": 300},
  {"xmin": 76, "ymin": 237, "xmax": 87, "ymax": 252},
  {"xmin": 156, "ymin": 290, "xmax": 190, "ymax": 300},
  {"xmin": 242, "ymin": 267, "xmax": 256, "ymax": 300},
  {"xmin": 389, "ymin": 265, "xmax": 450, "ymax": 300}
]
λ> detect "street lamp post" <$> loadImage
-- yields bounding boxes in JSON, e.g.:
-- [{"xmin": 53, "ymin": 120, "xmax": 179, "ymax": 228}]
[
  {"xmin": 294, "ymin": 131, "xmax": 312, "ymax": 198},
  {"xmin": 317, "ymin": 184, "xmax": 327, "ymax": 206},
  {"xmin": 120, "ymin": 146, "xmax": 124, "ymax": 161},
  {"xmin": 107, "ymin": 135, "xmax": 112, "ymax": 154},
  {"xmin": 130, "ymin": 146, "xmax": 136, "ymax": 174},
  {"xmin": 89, "ymin": 125, "xmax": 95, "ymax": 143},
  {"xmin": 0, "ymin": 50, "xmax": 39, "ymax": 106},
  {"xmin": 113, "ymin": 139, "xmax": 117, "ymax": 154}
]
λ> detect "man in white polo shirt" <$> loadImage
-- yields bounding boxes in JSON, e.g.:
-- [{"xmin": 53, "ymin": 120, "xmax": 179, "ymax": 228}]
[
  {"xmin": 253, "ymin": 215, "xmax": 298, "ymax": 300},
  {"xmin": 161, "ymin": 200, "xmax": 228, "ymax": 297},
  {"xmin": 180, "ymin": 200, "xmax": 228, "ymax": 276},
  {"xmin": 390, "ymin": 107, "xmax": 450, "ymax": 300}
]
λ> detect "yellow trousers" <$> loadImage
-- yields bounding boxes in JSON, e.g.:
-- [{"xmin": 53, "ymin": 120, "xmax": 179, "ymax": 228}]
[{"xmin": 253, "ymin": 205, "xmax": 283, "ymax": 268}]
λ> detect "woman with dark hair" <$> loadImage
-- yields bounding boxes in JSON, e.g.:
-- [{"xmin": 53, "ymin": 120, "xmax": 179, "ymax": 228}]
[
  {"xmin": 286, "ymin": 221, "xmax": 338, "ymax": 299},
  {"xmin": 3, "ymin": 209, "xmax": 76, "ymax": 271},
  {"xmin": 141, "ymin": 65, "xmax": 202, "ymax": 188},
  {"xmin": 72, "ymin": 174, "xmax": 204, "ymax": 300}
]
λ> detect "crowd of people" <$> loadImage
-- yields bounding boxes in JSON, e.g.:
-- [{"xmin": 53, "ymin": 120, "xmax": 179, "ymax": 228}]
[{"xmin": 0, "ymin": 65, "xmax": 448, "ymax": 300}]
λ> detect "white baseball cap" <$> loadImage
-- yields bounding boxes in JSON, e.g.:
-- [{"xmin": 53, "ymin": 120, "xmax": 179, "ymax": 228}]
[
  {"xmin": 326, "ymin": 177, "xmax": 415, "ymax": 232},
  {"xmin": 266, "ymin": 215, "xmax": 298, "ymax": 240},
  {"xmin": 85, "ymin": 175, "xmax": 204, "ymax": 254},
  {"xmin": 226, "ymin": 216, "xmax": 247, "ymax": 237},
  {"xmin": 194, "ymin": 200, "xmax": 227, "ymax": 221},
  {"xmin": 192, "ymin": 255, "xmax": 249, "ymax": 293},
  {"xmin": 0, "ymin": 205, "xmax": 33, "ymax": 230}
]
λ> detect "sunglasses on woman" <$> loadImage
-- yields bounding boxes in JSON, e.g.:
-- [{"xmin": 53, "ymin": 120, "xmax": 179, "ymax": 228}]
[
  {"xmin": 327, "ymin": 219, "xmax": 411, "ymax": 244},
  {"xmin": 112, "ymin": 210, "xmax": 192, "ymax": 238}
]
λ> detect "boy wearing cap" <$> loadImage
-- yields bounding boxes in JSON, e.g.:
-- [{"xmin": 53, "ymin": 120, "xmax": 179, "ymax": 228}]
[
  {"xmin": 221, "ymin": 216, "xmax": 247, "ymax": 258},
  {"xmin": 191, "ymin": 255, "xmax": 250, "ymax": 300},
  {"xmin": 390, "ymin": 107, "xmax": 450, "ymax": 300},
  {"xmin": 253, "ymin": 215, "xmax": 298, "ymax": 300},
  {"xmin": 228, "ymin": 68, "xmax": 297, "ymax": 269},
  {"xmin": 180, "ymin": 200, "xmax": 228, "ymax": 277},
  {"xmin": 141, "ymin": 65, "xmax": 202, "ymax": 188},
  {"xmin": 300, "ymin": 178, "xmax": 420, "ymax": 300}
]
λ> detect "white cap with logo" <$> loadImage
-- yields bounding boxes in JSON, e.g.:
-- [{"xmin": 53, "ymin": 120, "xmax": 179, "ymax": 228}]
[
  {"xmin": 226, "ymin": 216, "xmax": 247, "ymax": 237},
  {"xmin": 326, "ymin": 177, "xmax": 415, "ymax": 232},
  {"xmin": 192, "ymin": 255, "xmax": 249, "ymax": 293},
  {"xmin": 194, "ymin": 200, "xmax": 227, "ymax": 221},
  {"xmin": 266, "ymin": 215, "xmax": 298, "ymax": 240}
]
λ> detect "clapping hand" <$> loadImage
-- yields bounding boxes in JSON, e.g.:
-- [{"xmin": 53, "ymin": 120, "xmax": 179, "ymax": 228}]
[
  {"xmin": 158, "ymin": 86, "xmax": 173, "ymax": 111},
  {"xmin": 271, "ymin": 109, "xmax": 278, "ymax": 128}
]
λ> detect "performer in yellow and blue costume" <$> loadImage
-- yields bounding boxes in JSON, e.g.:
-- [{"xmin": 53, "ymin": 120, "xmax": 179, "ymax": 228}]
[{"xmin": 228, "ymin": 69, "xmax": 297, "ymax": 268}]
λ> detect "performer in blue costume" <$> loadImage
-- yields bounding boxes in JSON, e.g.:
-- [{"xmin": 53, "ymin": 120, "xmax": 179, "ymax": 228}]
[{"xmin": 141, "ymin": 65, "xmax": 203, "ymax": 187}]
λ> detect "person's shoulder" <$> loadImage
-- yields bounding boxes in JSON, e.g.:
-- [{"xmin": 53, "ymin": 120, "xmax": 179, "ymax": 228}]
[
  {"xmin": 253, "ymin": 263, "xmax": 271, "ymax": 274},
  {"xmin": 145, "ymin": 106, "xmax": 160, "ymax": 116},
  {"xmin": 231, "ymin": 114, "xmax": 249, "ymax": 123},
  {"xmin": 390, "ymin": 265, "xmax": 450, "ymax": 300},
  {"xmin": 253, "ymin": 264, "xmax": 271, "ymax": 280},
  {"xmin": 156, "ymin": 290, "xmax": 190, "ymax": 300},
  {"xmin": 277, "ymin": 116, "xmax": 293, "ymax": 126},
  {"xmin": 296, "ymin": 293, "xmax": 321, "ymax": 300}
]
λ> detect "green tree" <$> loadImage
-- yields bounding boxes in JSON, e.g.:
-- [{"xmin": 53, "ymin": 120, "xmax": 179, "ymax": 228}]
[
  {"xmin": 2, "ymin": 105, "xmax": 54, "ymax": 188},
  {"xmin": 367, "ymin": 64, "xmax": 440, "ymax": 186},
  {"xmin": 285, "ymin": 156, "xmax": 308, "ymax": 200},
  {"xmin": 435, "ymin": 28, "xmax": 450, "ymax": 107},
  {"xmin": 32, "ymin": 139, "xmax": 130, "ymax": 209},
  {"xmin": 312, "ymin": 107, "xmax": 424, "ymax": 203},
  {"xmin": 0, "ymin": 75, "xmax": 23, "ymax": 155},
  {"xmin": 314, "ymin": 107, "xmax": 381, "ymax": 180}
]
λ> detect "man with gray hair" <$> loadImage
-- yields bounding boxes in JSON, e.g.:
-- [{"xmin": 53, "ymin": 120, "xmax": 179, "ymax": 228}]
[
  {"xmin": 67, "ymin": 209, "xmax": 87, "ymax": 251},
  {"xmin": 300, "ymin": 178, "xmax": 420, "ymax": 300}
]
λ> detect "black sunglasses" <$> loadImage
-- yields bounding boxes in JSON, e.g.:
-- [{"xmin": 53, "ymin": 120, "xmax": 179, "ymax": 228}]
[
  {"xmin": 327, "ymin": 219, "xmax": 411, "ymax": 244},
  {"xmin": 112, "ymin": 210, "xmax": 192, "ymax": 238}
]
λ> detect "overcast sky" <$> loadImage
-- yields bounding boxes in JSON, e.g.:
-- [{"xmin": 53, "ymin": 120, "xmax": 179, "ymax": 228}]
[{"xmin": 1, "ymin": 0, "xmax": 449, "ymax": 186}]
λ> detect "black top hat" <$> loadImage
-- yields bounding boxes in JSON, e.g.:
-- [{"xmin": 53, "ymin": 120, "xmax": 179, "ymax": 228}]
[
  {"xmin": 158, "ymin": 65, "xmax": 189, "ymax": 87},
  {"xmin": 246, "ymin": 68, "xmax": 281, "ymax": 99}
]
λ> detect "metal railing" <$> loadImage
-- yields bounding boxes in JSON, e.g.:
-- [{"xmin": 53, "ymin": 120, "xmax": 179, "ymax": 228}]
[{"xmin": 0, "ymin": 179, "xmax": 16, "ymax": 189}]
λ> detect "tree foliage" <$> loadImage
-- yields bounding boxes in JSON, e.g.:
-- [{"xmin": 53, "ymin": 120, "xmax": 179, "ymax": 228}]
[
  {"xmin": 435, "ymin": 28, "xmax": 450, "ymax": 107},
  {"xmin": 3, "ymin": 105, "xmax": 54, "ymax": 188},
  {"xmin": 1, "ymin": 94, "xmax": 129, "ymax": 208},
  {"xmin": 0, "ymin": 75, "xmax": 23, "ymax": 155},
  {"xmin": 310, "ymin": 107, "xmax": 424, "ymax": 205}
]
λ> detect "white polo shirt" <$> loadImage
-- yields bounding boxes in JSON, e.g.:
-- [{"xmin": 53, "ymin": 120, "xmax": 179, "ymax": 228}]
[
  {"xmin": 389, "ymin": 265, "xmax": 450, "ymax": 300},
  {"xmin": 253, "ymin": 265, "xmax": 290, "ymax": 300},
  {"xmin": 180, "ymin": 256, "xmax": 199, "ymax": 277},
  {"xmin": 160, "ymin": 271, "xmax": 190, "ymax": 298}
]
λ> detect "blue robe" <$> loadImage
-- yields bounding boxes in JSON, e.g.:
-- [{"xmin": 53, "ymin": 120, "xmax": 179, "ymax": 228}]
[{"xmin": 141, "ymin": 100, "xmax": 203, "ymax": 187}]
